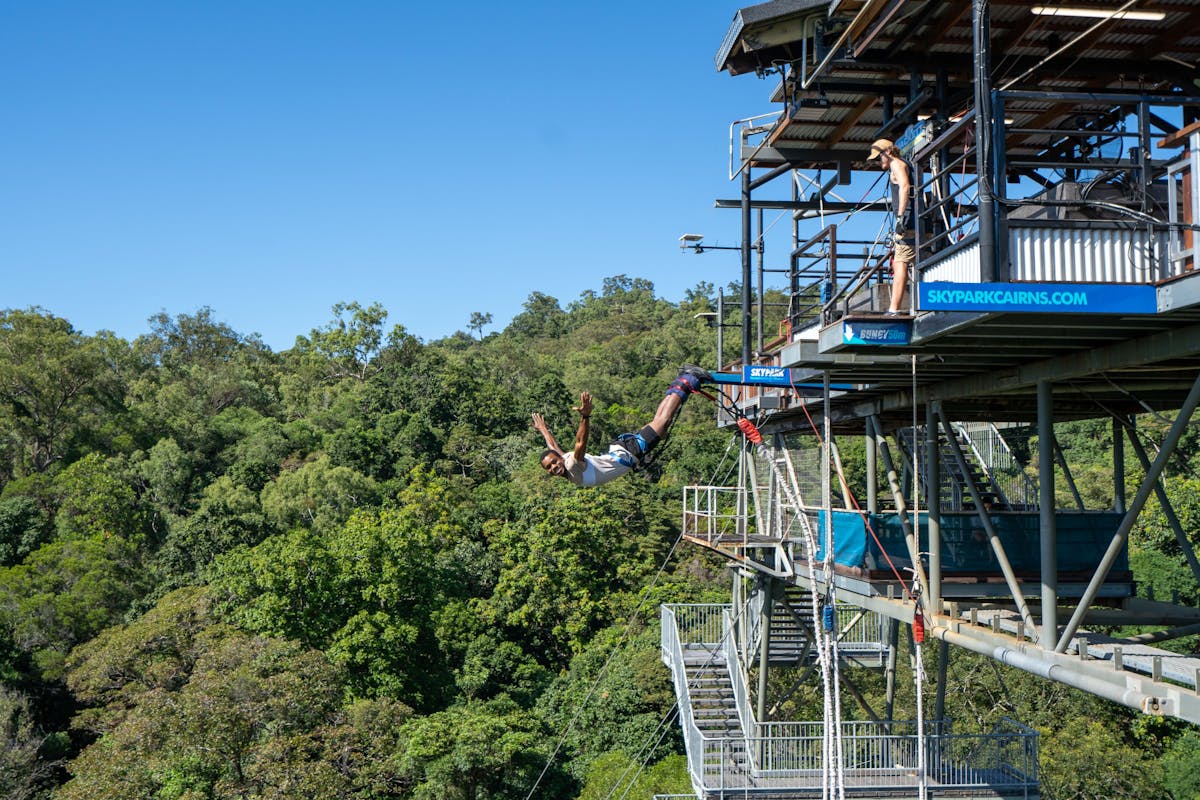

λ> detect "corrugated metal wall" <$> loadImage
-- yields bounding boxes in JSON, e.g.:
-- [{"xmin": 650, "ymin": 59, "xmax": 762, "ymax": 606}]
[
  {"xmin": 922, "ymin": 241, "xmax": 982, "ymax": 283},
  {"xmin": 1009, "ymin": 225, "xmax": 1169, "ymax": 283}
]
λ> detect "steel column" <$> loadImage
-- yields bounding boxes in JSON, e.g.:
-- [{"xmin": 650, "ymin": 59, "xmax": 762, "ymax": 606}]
[
  {"xmin": 756, "ymin": 577, "xmax": 774, "ymax": 724},
  {"xmin": 742, "ymin": 168, "xmax": 753, "ymax": 366},
  {"xmin": 1112, "ymin": 415, "xmax": 1126, "ymax": 513},
  {"xmin": 1038, "ymin": 380, "xmax": 1058, "ymax": 649},
  {"xmin": 757, "ymin": 207, "xmax": 764, "ymax": 357},
  {"xmin": 1052, "ymin": 435, "xmax": 1085, "ymax": 511},
  {"xmin": 869, "ymin": 415, "xmax": 930, "ymax": 600},
  {"xmin": 934, "ymin": 640, "xmax": 950, "ymax": 722},
  {"xmin": 716, "ymin": 290, "xmax": 725, "ymax": 370},
  {"xmin": 973, "ymin": 0, "xmax": 996, "ymax": 282},
  {"xmin": 823, "ymin": 373, "xmax": 833, "ymax": 592},
  {"xmin": 884, "ymin": 618, "xmax": 899, "ymax": 721},
  {"xmin": 866, "ymin": 429, "xmax": 878, "ymax": 514}
]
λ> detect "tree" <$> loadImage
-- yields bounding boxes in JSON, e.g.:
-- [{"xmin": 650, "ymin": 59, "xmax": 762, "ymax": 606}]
[
  {"xmin": 0, "ymin": 308, "xmax": 116, "ymax": 474},
  {"xmin": 155, "ymin": 476, "xmax": 269, "ymax": 585},
  {"xmin": 214, "ymin": 469, "xmax": 479, "ymax": 708},
  {"xmin": 0, "ymin": 536, "xmax": 146, "ymax": 679},
  {"xmin": 60, "ymin": 620, "xmax": 354, "ymax": 800},
  {"xmin": 487, "ymin": 486, "xmax": 668, "ymax": 662},
  {"xmin": 130, "ymin": 308, "xmax": 278, "ymax": 442},
  {"xmin": 508, "ymin": 292, "xmax": 567, "ymax": 339},
  {"xmin": 394, "ymin": 698, "xmax": 559, "ymax": 800},
  {"xmin": 52, "ymin": 453, "xmax": 149, "ymax": 544},
  {"xmin": 1038, "ymin": 716, "xmax": 1161, "ymax": 799},
  {"xmin": 0, "ymin": 686, "xmax": 63, "ymax": 800},
  {"xmin": 467, "ymin": 311, "xmax": 493, "ymax": 342},
  {"xmin": 1162, "ymin": 728, "xmax": 1200, "ymax": 800},
  {"xmin": 259, "ymin": 455, "xmax": 378, "ymax": 533},
  {"xmin": 0, "ymin": 496, "xmax": 50, "ymax": 566},
  {"xmin": 294, "ymin": 301, "xmax": 396, "ymax": 382},
  {"xmin": 575, "ymin": 752, "xmax": 691, "ymax": 800}
]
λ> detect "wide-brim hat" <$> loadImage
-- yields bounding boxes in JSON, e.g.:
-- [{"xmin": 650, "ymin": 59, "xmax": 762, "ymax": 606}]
[{"xmin": 868, "ymin": 138, "xmax": 894, "ymax": 158}]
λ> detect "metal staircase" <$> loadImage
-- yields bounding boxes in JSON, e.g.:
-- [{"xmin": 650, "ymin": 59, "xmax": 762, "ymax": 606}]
[
  {"xmin": 763, "ymin": 587, "xmax": 816, "ymax": 666},
  {"xmin": 662, "ymin": 603, "xmax": 1040, "ymax": 799},
  {"xmin": 897, "ymin": 423, "xmax": 1014, "ymax": 512},
  {"xmin": 680, "ymin": 651, "xmax": 750, "ymax": 770}
]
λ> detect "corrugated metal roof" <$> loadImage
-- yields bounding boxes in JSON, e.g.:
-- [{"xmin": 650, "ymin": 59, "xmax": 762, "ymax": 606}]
[
  {"xmin": 717, "ymin": 0, "xmax": 833, "ymax": 74},
  {"xmin": 720, "ymin": 0, "xmax": 1200, "ymax": 167}
]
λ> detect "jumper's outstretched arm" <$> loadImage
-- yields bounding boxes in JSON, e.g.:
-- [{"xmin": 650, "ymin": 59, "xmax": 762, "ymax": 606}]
[
  {"xmin": 531, "ymin": 412, "xmax": 562, "ymax": 453},
  {"xmin": 571, "ymin": 392, "xmax": 593, "ymax": 461}
]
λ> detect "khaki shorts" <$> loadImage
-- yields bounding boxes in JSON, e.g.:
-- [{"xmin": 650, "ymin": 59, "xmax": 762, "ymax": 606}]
[{"xmin": 893, "ymin": 241, "xmax": 915, "ymax": 262}]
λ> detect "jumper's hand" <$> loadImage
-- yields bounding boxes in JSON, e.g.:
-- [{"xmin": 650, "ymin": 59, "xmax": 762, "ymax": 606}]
[
  {"xmin": 574, "ymin": 391, "xmax": 593, "ymax": 419},
  {"xmin": 531, "ymin": 412, "xmax": 548, "ymax": 432}
]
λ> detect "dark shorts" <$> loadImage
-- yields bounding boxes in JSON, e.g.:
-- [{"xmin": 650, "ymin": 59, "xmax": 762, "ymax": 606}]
[{"xmin": 613, "ymin": 425, "xmax": 660, "ymax": 462}]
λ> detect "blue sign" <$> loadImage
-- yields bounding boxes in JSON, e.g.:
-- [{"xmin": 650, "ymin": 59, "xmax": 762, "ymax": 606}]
[
  {"xmin": 741, "ymin": 365, "xmax": 792, "ymax": 386},
  {"xmin": 842, "ymin": 320, "xmax": 910, "ymax": 346},
  {"xmin": 920, "ymin": 282, "xmax": 1158, "ymax": 314},
  {"xmin": 709, "ymin": 372, "xmax": 856, "ymax": 390}
]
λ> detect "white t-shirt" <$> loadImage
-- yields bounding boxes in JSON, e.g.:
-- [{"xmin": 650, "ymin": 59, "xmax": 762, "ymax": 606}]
[{"xmin": 563, "ymin": 444, "xmax": 636, "ymax": 487}]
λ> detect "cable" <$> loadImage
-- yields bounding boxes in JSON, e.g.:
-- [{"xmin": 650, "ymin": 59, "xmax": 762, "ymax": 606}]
[
  {"xmin": 526, "ymin": 399, "xmax": 746, "ymax": 800},
  {"xmin": 788, "ymin": 383, "xmax": 917, "ymax": 600},
  {"xmin": 522, "ymin": 531, "xmax": 686, "ymax": 800},
  {"xmin": 602, "ymin": 598, "xmax": 755, "ymax": 800}
]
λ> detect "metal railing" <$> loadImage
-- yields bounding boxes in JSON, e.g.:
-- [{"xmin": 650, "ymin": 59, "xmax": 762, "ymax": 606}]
[
  {"xmin": 682, "ymin": 485, "xmax": 747, "ymax": 547},
  {"xmin": 722, "ymin": 608, "xmax": 755, "ymax": 742},
  {"xmin": 915, "ymin": 94, "xmax": 1200, "ymax": 286},
  {"xmin": 958, "ymin": 422, "xmax": 1039, "ymax": 510},
  {"xmin": 833, "ymin": 605, "xmax": 890, "ymax": 652},
  {"xmin": 1166, "ymin": 129, "xmax": 1200, "ymax": 273},
  {"xmin": 660, "ymin": 604, "xmax": 723, "ymax": 792},
  {"xmin": 662, "ymin": 604, "xmax": 1040, "ymax": 797}
]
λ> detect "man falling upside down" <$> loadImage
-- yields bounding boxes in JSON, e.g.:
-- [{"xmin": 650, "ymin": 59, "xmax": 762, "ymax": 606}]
[{"xmin": 532, "ymin": 365, "xmax": 711, "ymax": 487}]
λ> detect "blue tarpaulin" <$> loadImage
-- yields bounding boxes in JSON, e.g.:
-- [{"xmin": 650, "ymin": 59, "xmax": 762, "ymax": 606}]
[{"xmin": 814, "ymin": 509, "xmax": 1126, "ymax": 574}]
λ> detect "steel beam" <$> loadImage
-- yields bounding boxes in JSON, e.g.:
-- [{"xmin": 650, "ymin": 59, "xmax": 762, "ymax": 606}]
[
  {"xmin": 715, "ymin": 198, "xmax": 887, "ymax": 212},
  {"xmin": 1056, "ymin": 372, "xmax": 1200, "ymax": 652},
  {"xmin": 1120, "ymin": 417, "xmax": 1200, "ymax": 585},
  {"xmin": 886, "ymin": 322, "xmax": 1200, "ymax": 409},
  {"xmin": 935, "ymin": 621, "xmax": 1200, "ymax": 722},
  {"xmin": 937, "ymin": 407, "xmax": 1039, "ymax": 640},
  {"xmin": 1051, "ymin": 433, "xmax": 1085, "ymax": 511}
]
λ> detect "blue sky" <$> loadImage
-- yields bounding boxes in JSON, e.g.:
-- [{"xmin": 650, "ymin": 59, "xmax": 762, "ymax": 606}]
[{"xmin": 1, "ymin": 1, "xmax": 779, "ymax": 351}]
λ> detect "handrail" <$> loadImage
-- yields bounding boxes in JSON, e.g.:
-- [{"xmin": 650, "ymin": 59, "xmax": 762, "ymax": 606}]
[
  {"xmin": 821, "ymin": 251, "xmax": 892, "ymax": 325},
  {"xmin": 722, "ymin": 608, "xmax": 758, "ymax": 748},
  {"xmin": 952, "ymin": 421, "xmax": 1011, "ymax": 508}
]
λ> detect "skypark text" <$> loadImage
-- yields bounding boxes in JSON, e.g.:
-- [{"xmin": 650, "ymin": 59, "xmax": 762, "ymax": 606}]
[
  {"xmin": 925, "ymin": 288, "xmax": 1088, "ymax": 307},
  {"xmin": 919, "ymin": 282, "xmax": 1158, "ymax": 314}
]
